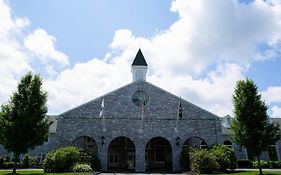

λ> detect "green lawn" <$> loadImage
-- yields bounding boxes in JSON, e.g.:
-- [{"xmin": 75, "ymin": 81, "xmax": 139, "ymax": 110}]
[
  {"xmin": 0, "ymin": 170, "xmax": 91, "ymax": 175},
  {"xmin": 0, "ymin": 170, "xmax": 281, "ymax": 175},
  {"xmin": 201, "ymin": 171, "xmax": 281, "ymax": 175}
]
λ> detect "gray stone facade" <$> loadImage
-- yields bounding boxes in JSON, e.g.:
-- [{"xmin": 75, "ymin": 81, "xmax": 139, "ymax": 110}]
[
  {"xmin": 52, "ymin": 80, "xmax": 223, "ymax": 172},
  {"xmin": 1, "ymin": 79, "xmax": 281, "ymax": 172}
]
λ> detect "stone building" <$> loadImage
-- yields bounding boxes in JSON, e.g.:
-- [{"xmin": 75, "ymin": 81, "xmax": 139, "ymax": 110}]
[{"xmin": 1, "ymin": 49, "xmax": 280, "ymax": 172}]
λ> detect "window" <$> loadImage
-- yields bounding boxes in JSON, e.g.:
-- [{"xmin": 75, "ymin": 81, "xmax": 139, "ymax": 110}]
[
  {"xmin": 223, "ymin": 140, "xmax": 233, "ymax": 149},
  {"xmin": 125, "ymin": 139, "xmax": 134, "ymax": 149},
  {"xmin": 155, "ymin": 145, "xmax": 166, "ymax": 163},
  {"xmin": 269, "ymin": 145, "xmax": 278, "ymax": 161},
  {"xmin": 200, "ymin": 141, "xmax": 208, "ymax": 149},
  {"xmin": 109, "ymin": 154, "xmax": 119, "ymax": 164}
]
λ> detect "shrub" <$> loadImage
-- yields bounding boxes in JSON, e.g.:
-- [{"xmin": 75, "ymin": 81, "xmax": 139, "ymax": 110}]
[
  {"xmin": 252, "ymin": 160, "xmax": 268, "ymax": 168},
  {"xmin": 237, "ymin": 159, "xmax": 252, "ymax": 168},
  {"xmin": 79, "ymin": 150, "xmax": 100, "ymax": 170},
  {"xmin": 22, "ymin": 154, "xmax": 32, "ymax": 168},
  {"xmin": 190, "ymin": 149, "xmax": 219, "ymax": 173},
  {"xmin": 44, "ymin": 146, "xmax": 80, "ymax": 172},
  {"xmin": 3, "ymin": 162, "xmax": 15, "ymax": 169},
  {"xmin": 179, "ymin": 146, "xmax": 191, "ymax": 171},
  {"xmin": 73, "ymin": 163, "xmax": 92, "ymax": 172},
  {"xmin": 210, "ymin": 144, "xmax": 237, "ymax": 171},
  {"xmin": 269, "ymin": 161, "xmax": 281, "ymax": 168},
  {"xmin": 0, "ymin": 156, "xmax": 5, "ymax": 168}
]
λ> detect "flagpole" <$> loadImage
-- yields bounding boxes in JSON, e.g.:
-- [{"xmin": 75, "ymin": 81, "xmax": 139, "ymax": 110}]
[
  {"xmin": 99, "ymin": 98, "xmax": 106, "ymax": 132},
  {"xmin": 175, "ymin": 97, "xmax": 181, "ymax": 134},
  {"xmin": 139, "ymin": 101, "xmax": 144, "ymax": 134}
]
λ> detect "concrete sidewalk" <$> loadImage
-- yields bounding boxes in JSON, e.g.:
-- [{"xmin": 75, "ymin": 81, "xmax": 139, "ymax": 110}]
[{"xmin": 237, "ymin": 168, "xmax": 281, "ymax": 171}]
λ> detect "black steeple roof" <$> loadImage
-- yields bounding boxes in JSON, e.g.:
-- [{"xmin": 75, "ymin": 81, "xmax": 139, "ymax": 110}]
[{"xmin": 132, "ymin": 49, "xmax": 148, "ymax": 66}]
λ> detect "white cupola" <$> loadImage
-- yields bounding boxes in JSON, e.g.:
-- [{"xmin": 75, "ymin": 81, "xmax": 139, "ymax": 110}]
[{"xmin": 131, "ymin": 49, "xmax": 148, "ymax": 82}]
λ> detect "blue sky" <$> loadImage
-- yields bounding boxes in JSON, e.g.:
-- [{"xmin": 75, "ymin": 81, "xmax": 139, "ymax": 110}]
[{"xmin": 1, "ymin": 0, "xmax": 281, "ymax": 117}]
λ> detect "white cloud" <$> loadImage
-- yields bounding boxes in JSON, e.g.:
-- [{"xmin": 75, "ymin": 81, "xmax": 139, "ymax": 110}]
[
  {"xmin": 44, "ymin": 0, "xmax": 281, "ymax": 115},
  {"xmin": 0, "ymin": 0, "xmax": 69, "ymax": 106},
  {"xmin": 149, "ymin": 63, "xmax": 246, "ymax": 116},
  {"xmin": 43, "ymin": 58, "xmax": 131, "ymax": 113},
  {"xmin": 0, "ymin": 0, "xmax": 32, "ymax": 104},
  {"xmin": 272, "ymin": 106, "xmax": 281, "ymax": 118},
  {"xmin": 24, "ymin": 28, "xmax": 69, "ymax": 65},
  {"xmin": 262, "ymin": 86, "xmax": 281, "ymax": 104},
  {"xmin": 1, "ymin": 0, "xmax": 281, "ymax": 117}
]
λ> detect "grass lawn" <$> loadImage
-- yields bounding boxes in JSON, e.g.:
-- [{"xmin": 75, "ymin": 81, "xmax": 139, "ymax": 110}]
[
  {"xmin": 0, "ymin": 170, "xmax": 91, "ymax": 175},
  {"xmin": 202, "ymin": 171, "xmax": 281, "ymax": 175},
  {"xmin": 1, "ymin": 169, "xmax": 281, "ymax": 175}
]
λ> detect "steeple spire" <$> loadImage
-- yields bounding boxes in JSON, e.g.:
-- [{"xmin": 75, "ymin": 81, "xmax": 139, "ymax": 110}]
[
  {"xmin": 131, "ymin": 49, "xmax": 148, "ymax": 82},
  {"xmin": 132, "ymin": 49, "xmax": 148, "ymax": 66}
]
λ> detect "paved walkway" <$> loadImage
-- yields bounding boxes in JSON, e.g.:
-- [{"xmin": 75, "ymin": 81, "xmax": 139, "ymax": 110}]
[{"xmin": 237, "ymin": 168, "xmax": 281, "ymax": 171}]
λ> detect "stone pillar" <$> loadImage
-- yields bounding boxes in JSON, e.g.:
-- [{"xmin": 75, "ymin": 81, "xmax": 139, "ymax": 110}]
[
  {"xmin": 172, "ymin": 143, "xmax": 182, "ymax": 172},
  {"xmin": 98, "ymin": 141, "xmax": 108, "ymax": 171},
  {"xmin": 135, "ymin": 142, "xmax": 145, "ymax": 172}
]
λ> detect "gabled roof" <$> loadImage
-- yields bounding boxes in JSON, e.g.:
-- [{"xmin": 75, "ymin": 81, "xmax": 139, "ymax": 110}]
[
  {"xmin": 132, "ymin": 49, "xmax": 148, "ymax": 66},
  {"xmin": 59, "ymin": 80, "xmax": 220, "ymax": 120}
]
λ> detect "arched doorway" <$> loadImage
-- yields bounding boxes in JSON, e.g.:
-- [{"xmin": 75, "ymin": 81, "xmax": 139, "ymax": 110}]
[
  {"xmin": 145, "ymin": 137, "xmax": 172, "ymax": 172},
  {"xmin": 107, "ymin": 137, "xmax": 135, "ymax": 171},
  {"xmin": 72, "ymin": 136, "xmax": 97, "ymax": 153},
  {"xmin": 180, "ymin": 136, "xmax": 207, "ymax": 171},
  {"xmin": 183, "ymin": 136, "xmax": 208, "ymax": 149},
  {"xmin": 223, "ymin": 140, "xmax": 233, "ymax": 149}
]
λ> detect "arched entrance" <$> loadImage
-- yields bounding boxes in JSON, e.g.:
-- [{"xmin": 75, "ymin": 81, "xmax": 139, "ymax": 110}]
[
  {"xmin": 223, "ymin": 140, "xmax": 233, "ymax": 148},
  {"xmin": 72, "ymin": 136, "xmax": 97, "ymax": 153},
  {"xmin": 145, "ymin": 137, "xmax": 172, "ymax": 172},
  {"xmin": 183, "ymin": 136, "xmax": 208, "ymax": 149},
  {"xmin": 107, "ymin": 137, "xmax": 135, "ymax": 171},
  {"xmin": 180, "ymin": 136, "xmax": 207, "ymax": 171}
]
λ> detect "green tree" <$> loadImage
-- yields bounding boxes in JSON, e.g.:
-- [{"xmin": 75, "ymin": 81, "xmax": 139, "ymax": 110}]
[
  {"xmin": 0, "ymin": 72, "xmax": 49, "ymax": 174},
  {"xmin": 231, "ymin": 78, "xmax": 281, "ymax": 175}
]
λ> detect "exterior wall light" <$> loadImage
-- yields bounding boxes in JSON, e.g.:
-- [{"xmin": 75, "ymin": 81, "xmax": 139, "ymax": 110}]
[
  {"xmin": 176, "ymin": 136, "xmax": 180, "ymax": 146},
  {"xmin": 101, "ymin": 136, "xmax": 105, "ymax": 146}
]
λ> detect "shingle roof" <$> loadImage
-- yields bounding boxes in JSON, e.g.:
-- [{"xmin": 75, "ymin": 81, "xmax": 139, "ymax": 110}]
[{"xmin": 132, "ymin": 49, "xmax": 148, "ymax": 66}]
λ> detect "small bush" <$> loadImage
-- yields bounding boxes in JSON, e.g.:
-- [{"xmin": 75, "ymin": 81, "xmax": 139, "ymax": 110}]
[
  {"xmin": 73, "ymin": 163, "xmax": 92, "ymax": 172},
  {"xmin": 269, "ymin": 161, "xmax": 281, "ymax": 168},
  {"xmin": 179, "ymin": 146, "xmax": 191, "ymax": 171},
  {"xmin": 79, "ymin": 150, "xmax": 100, "ymax": 170},
  {"xmin": 22, "ymin": 154, "xmax": 32, "ymax": 168},
  {"xmin": 210, "ymin": 144, "xmax": 237, "ymax": 171},
  {"xmin": 0, "ymin": 156, "xmax": 6, "ymax": 168},
  {"xmin": 3, "ymin": 162, "xmax": 15, "ymax": 169},
  {"xmin": 190, "ymin": 149, "xmax": 219, "ymax": 173},
  {"xmin": 44, "ymin": 146, "xmax": 100, "ymax": 172},
  {"xmin": 252, "ymin": 160, "xmax": 268, "ymax": 168},
  {"xmin": 237, "ymin": 159, "xmax": 252, "ymax": 168},
  {"xmin": 44, "ymin": 146, "xmax": 80, "ymax": 172}
]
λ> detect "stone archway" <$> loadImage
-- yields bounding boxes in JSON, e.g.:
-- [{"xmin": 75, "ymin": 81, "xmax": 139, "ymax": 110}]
[
  {"xmin": 224, "ymin": 140, "xmax": 233, "ymax": 148},
  {"xmin": 72, "ymin": 136, "xmax": 98, "ymax": 153},
  {"xmin": 145, "ymin": 137, "xmax": 172, "ymax": 172},
  {"xmin": 183, "ymin": 136, "xmax": 208, "ymax": 149},
  {"xmin": 107, "ymin": 136, "xmax": 136, "ymax": 171}
]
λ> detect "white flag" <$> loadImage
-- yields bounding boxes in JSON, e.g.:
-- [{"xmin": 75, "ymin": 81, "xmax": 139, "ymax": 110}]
[{"xmin": 99, "ymin": 98, "xmax": 104, "ymax": 118}]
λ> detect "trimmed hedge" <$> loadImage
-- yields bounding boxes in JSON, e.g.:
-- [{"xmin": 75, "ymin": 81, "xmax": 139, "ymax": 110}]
[
  {"xmin": 0, "ymin": 156, "xmax": 5, "ymax": 168},
  {"xmin": 252, "ymin": 160, "xmax": 268, "ymax": 168},
  {"xmin": 73, "ymin": 163, "xmax": 92, "ymax": 172},
  {"xmin": 44, "ymin": 146, "xmax": 81, "ymax": 172},
  {"xmin": 43, "ymin": 146, "xmax": 100, "ymax": 172},
  {"xmin": 179, "ymin": 146, "xmax": 191, "ymax": 171},
  {"xmin": 210, "ymin": 145, "xmax": 237, "ymax": 171},
  {"xmin": 269, "ymin": 161, "xmax": 281, "ymax": 168},
  {"xmin": 237, "ymin": 159, "xmax": 252, "ymax": 168},
  {"xmin": 190, "ymin": 149, "xmax": 219, "ymax": 173}
]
